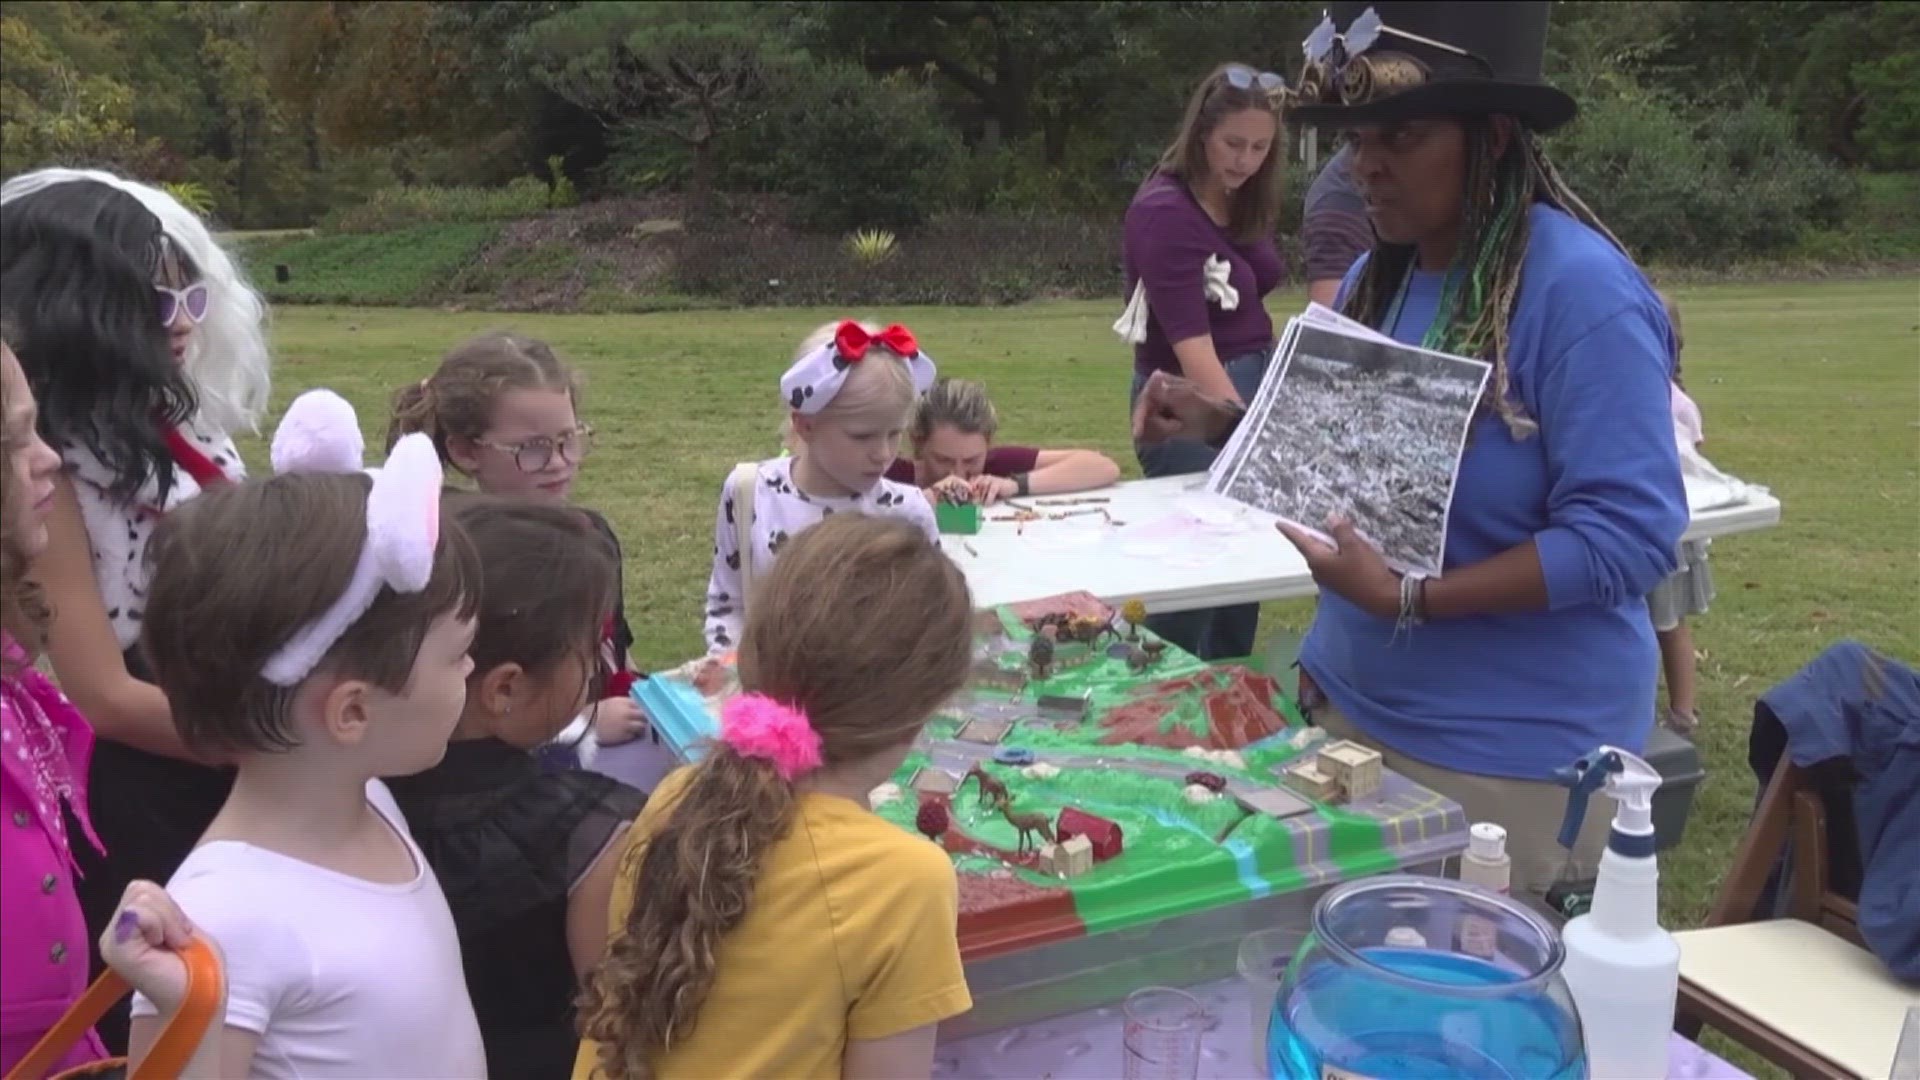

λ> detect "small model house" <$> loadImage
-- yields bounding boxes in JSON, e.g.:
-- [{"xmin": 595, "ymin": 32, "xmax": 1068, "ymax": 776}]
[
  {"xmin": 1282, "ymin": 757, "xmax": 1341, "ymax": 802},
  {"xmin": 1038, "ymin": 835, "xmax": 1095, "ymax": 878},
  {"xmin": 1319, "ymin": 740, "xmax": 1383, "ymax": 801},
  {"xmin": 1056, "ymin": 807, "xmax": 1123, "ymax": 862}
]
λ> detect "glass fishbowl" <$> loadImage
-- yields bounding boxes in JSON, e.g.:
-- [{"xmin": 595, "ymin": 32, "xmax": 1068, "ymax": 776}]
[{"xmin": 1268, "ymin": 876, "xmax": 1587, "ymax": 1080}]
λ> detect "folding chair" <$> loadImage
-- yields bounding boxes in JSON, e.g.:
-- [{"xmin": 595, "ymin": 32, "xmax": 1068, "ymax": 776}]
[{"xmin": 1673, "ymin": 761, "xmax": 1917, "ymax": 1078}]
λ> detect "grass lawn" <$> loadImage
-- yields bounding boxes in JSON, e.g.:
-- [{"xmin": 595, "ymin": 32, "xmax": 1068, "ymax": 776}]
[{"xmin": 259, "ymin": 277, "xmax": 1917, "ymax": 936}]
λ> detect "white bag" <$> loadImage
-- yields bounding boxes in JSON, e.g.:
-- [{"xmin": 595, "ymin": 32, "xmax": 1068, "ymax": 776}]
[{"xmin": 1112, "ymin": 254, "xmax": 1240, "ymax": 344}]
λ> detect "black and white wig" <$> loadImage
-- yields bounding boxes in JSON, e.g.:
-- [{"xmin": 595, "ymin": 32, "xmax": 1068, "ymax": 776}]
[
  {"xmin": 0, "ymin": 178, "xmax": 200, "ymax": 505},
  {"xmin": 2, "ymin": 168, "xmax": 271, "ymax": 436}
]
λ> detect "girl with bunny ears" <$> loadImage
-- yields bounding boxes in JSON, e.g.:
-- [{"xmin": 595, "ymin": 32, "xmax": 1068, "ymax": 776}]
[
  {"xmin": 703, "ymin": 320, "xmax": 942, "ymax": 655},
  {"xmin": 128, "ymin": 391, "xmax": 486, "ymax": 1079},
  {"xmin": 579, "ymin": 513, "xmax": 975, "ymax": 1080}
]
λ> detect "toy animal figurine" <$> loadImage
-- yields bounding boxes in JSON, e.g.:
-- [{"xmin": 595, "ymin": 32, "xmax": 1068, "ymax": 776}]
[
  {"xmin": 958, "ymin": 763, "xmax": 1011, "ymax": 811},
  {"xmin": 1123, "ymin": 643, "xmax": 1151, "ymax": 674},
  {"xmin": 1028, "ymin": 634, "xmax": 1055, "ymax": 680},
  {"xmin": 1001, "ymin": 804, "xmax": 1057, "ymax": 855}
]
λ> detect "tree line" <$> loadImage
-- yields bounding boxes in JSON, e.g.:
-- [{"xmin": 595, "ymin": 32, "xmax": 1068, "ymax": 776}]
[{"xmin": 2, "ymin": 1, "xmax": 1913, "ymax": 261}]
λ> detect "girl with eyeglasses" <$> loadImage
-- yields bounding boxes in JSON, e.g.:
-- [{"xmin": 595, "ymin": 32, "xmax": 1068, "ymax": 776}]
[
  {"xmin": 387, "ymin": 332, "xmax": 650, "ymax": 765},
  {"xmin": 1119, "ymin": 61, "xmax": 1288, "ymax": 661},
  {"xmin": 0, "ymin": 168, "xmax": 272, "ymax": 1056}
]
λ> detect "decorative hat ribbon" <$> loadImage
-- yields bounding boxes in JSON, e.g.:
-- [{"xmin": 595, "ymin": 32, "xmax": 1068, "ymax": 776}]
[
  {"xmin": 836, "ymin": 321, "xmax": 918, "ymax": 362},
  {"xmin": 259, "ymin": 389, "xmax": 445, "ymax": 686},
  {"xmin": 719, "ymin": 692, "xmax": 823, "ymax": 781},
  {"xmin": 781, "ymin": 320, "xmax": 938, "ymax": 414}
]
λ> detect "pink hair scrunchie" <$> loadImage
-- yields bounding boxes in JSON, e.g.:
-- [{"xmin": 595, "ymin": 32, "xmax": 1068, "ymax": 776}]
[{"xmin": 719, "ymin": 693, "xmax": 823, "ymax": 782}]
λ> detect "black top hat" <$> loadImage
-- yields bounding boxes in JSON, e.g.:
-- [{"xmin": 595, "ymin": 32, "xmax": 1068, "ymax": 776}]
[{"xmin": 1288, "ymin": 1, "xmax": 1577, "ymax": 132}]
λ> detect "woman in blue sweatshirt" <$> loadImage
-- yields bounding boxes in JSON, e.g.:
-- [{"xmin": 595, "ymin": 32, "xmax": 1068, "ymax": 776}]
[{"xmin": 1269, "ymin": 1, "xmax": 1689, "ymax": 893}]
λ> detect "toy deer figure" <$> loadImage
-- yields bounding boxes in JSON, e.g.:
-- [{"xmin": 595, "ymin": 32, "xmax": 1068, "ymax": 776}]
[
  {"xmin": 958, "ymin": 763, "xmax": 1010, "ymax": 811},
  {"xmin": 1001, "ymin": 804, "xmax": 1056, "ymax": 855}
]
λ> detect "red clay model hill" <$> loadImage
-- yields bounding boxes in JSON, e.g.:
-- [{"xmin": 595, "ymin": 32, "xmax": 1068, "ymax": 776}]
[
  {"xmin": 1009, "ymin": 591, "xmax": 1115, "ymax": 626},
  {"xmin": 1097, "ymin": 666, "xmax": 1291, "ymax": 750}
]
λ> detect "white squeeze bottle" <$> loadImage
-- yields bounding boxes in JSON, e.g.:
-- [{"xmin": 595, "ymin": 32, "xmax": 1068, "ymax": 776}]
[
  {"xmin": 1556, "ymin": 747, "xmax": 1681, "ymax": 1080},
  {"xmin": 1461, "ymin": 822, "xmax": 1512, "ymax": 893}
]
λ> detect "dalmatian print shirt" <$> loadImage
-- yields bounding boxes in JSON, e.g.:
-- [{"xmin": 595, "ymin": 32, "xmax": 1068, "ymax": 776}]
[
  {"xmin": 65, "ymin": 419, "xmax": 246, "ymax": 652},
  {"xmin": 703, "ymin": 456, "xmax": 937, "ymax": 655}
]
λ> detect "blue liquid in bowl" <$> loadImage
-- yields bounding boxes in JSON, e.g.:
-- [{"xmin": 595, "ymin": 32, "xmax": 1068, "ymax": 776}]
[{"xmin": 1269, "ymin": 947, "xmax": 1586, "ymax": 1080}]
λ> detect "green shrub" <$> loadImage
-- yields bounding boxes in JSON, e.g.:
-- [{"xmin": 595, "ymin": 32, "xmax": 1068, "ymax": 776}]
[
  {"xmin": 320, "ymin": 177, "xmax": 552, "ymax": 234},
  {"xmin": 546, "ymin": 155, "xmax": 580, "ymax": 210},
  {"xmin": 232, "ymin": 223, "xmax": 500, "ymax": 305},
  {"xmin": 720, "ymin": 63, "xmax": 962, "ymax": 234},
  {"xmin": 1551, "ymin": 92, "xmax": 1853, "ymax": 265}
]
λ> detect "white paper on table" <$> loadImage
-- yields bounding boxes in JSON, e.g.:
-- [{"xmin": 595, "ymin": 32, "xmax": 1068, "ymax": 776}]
[{"xmin": 1681, "ymin": 441, "xmax": 1769, "ymax": 513}]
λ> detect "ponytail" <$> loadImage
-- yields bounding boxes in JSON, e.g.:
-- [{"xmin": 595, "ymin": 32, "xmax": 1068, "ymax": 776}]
[
  {"xmin": 574, "ymin": 514, "xmax": 973, "ymax": 1078},
  {"xmin": 577, "ymin": 750, "xmax": 797, "ymax": 1080},
  {"xmin": 386, "ymin": 379, "xmax": 442, "ymax": 456},
  {"xmin": 389, "ymin": 331, "xmax": 580, "ymax": 472}
]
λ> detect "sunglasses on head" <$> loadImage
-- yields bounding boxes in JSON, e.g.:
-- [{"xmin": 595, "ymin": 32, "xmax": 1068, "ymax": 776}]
[
  {"xmin": 1221, "ymin": 64, "xmax": 1287, "ymax": 96},
  {"xmin": 155, "ymin": 283, "xmax": 210, "ymax": 327}
]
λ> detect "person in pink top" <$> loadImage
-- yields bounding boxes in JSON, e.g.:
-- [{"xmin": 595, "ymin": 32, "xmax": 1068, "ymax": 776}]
[
  {"xmin": 2, "ymin": 333, "xmax": 226, "ymax": 1076},
  {"xmin": 0, "ymin": 328, "xmax": 108, "ymax": 1076}
]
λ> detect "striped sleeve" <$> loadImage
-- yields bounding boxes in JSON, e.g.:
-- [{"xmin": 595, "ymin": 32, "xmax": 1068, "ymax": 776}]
[{"xmin": 1303, "ymin": 204, "xmax": 1375, "ymax": 283}]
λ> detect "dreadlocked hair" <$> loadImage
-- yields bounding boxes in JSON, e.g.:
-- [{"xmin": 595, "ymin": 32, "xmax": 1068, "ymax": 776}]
[
  {"xmin": 1339, "ymin": 118, "xmax": 1627, "ymax": 439},
  {"xmin": 575, "ymin": 513, "xmax": 974, "ymax": 1080}
]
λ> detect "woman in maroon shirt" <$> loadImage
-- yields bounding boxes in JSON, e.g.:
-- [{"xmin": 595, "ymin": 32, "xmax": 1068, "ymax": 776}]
[
  {"xmin": 886, "ymin": 377, "xmax": 1119, "ymax": 505},
  {"xmin": 1120, "ymin": 62, "xmax": 1287, "ymax": 659}
]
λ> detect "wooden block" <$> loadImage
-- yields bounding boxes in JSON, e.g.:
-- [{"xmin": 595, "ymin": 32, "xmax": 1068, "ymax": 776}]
[
  {"xmin": 1319, "ymin": 739, "xmax": 1383, "ymax": 800},
  {"xmin": 1036, "ymin": 693, "xmax": 1089, "ymax": 719},
  {"xmin": 1281, "ymin": 759, "xmax": 1341, "ymax": 802},
  {"xmin": 1037, "ymin": 842, "xmax": 1064, "ymax": 876},
  {"xmin": 1234, "ymin": 786, "xmax": 1315, "ymax": 819},
  {"xmin": 909, "ymin": 768, "xmax": 957, "ymax": 796},
  {"xmin": 956, "ymin": 718, "xmax": 1013, "ymax": 745},
  {"xmin": 1060, "ymin": 835, "xmax": 1095, "ymax": 875}
]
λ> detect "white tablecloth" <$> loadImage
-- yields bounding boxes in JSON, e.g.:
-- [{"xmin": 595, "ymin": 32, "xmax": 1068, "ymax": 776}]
[{"xmin": 945, "ymin": 473, "xmax": 1780, "ymax": 614}]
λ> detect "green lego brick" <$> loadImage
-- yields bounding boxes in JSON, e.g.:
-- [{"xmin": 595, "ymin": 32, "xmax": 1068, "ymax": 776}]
[{"xmin": 936, "ymin": 501, "xmax": 982, "ymax": 534}]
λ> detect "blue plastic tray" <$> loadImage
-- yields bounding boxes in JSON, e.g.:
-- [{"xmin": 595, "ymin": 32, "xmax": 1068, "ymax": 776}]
[{"xmin": 632, "ymin": 676, "xmax": 719, "ymax": 762}]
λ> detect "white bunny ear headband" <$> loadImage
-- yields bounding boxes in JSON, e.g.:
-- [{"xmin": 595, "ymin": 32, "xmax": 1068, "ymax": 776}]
[
  {"xmin": 259, "ymin": 389, "xmax": 446, "ymax": 686},
  {"xmin": 780, "ymin": 320, "xmax": 937, "ymax": 415}
]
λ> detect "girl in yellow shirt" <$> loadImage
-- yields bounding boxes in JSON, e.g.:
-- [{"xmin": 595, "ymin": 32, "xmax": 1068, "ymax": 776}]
[{"xmin": 576, "ymin": 513, "xmax": 976, "ymax": 1080}]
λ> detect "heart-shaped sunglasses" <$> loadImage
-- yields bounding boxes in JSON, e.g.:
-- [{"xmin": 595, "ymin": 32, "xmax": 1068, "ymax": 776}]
[{"xmin": 155, "ymin": 283, "xmax": 210, "ymax": 327}]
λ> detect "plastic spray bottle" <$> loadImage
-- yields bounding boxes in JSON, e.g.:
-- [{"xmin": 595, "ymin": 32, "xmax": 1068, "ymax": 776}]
[{"xmin": 1553, "ymin": 746, "xmax": 1681, "ymax": 1080}]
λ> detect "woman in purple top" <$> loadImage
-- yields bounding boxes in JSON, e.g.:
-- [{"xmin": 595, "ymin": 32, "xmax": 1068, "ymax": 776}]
[
  {"xmin": 886, "ymin": 377, "xmax": 1120, "ymax": 506},
  {"xmin": 1121, "ymin": 62, "xmax": 1287, "ymax": 659}
]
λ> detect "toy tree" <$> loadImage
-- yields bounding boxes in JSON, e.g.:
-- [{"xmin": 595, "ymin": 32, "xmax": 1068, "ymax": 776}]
[
  {"xmin": 916, "ymin": 797, "xmax": 951, "ymax": 843},
  {"xmin": 1122, "ymin": 598, "xmax": 1147, "ymax": 639}
]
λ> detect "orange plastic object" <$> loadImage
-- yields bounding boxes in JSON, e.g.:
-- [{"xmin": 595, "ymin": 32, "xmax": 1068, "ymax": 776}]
[{"xmin": 6, "ymin": 935, "xmax": 224, "ymax": 1080}]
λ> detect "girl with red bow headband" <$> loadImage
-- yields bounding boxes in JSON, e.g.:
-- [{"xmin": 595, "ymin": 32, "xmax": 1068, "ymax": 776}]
[{"xmin": 702, "ymin": 321, "xmax": 942, "ymax": 656}]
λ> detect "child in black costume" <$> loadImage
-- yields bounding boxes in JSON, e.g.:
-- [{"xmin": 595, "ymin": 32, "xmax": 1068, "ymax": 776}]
[{"xmin": 386, "ymin": 493, "xmax": 643, "ymax": 1079}]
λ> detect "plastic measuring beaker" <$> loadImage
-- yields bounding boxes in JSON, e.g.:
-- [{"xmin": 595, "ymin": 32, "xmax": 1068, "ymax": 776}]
[
  {"xmin": 1121, "ymin": 986, "xmax": 1207, "ymax": 1080},
  {"xmin": 1238, "ymin": 927, "xmax": 1306, "ymax": 1069}
]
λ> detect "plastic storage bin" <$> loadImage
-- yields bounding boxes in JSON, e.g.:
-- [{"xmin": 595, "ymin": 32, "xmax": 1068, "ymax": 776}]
[{"xmin": 1643, "ymin": 724, "xmax": 1706, "ymax": 850}]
